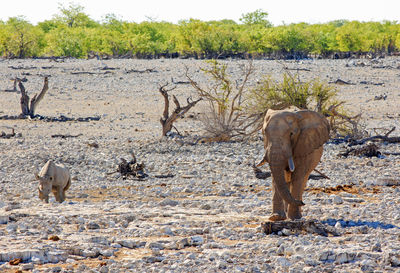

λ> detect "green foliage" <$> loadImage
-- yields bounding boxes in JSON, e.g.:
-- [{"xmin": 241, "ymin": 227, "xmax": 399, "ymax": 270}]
[
  {"xmin": 45, "ymin": 26, "xmax": 87, "ymax": 57},
  {"xmin": 0, "ymin": 16, "xmax": 44, "ymax": 58},
  {"xmin": 54, "ymin": 2, "xmax": 98, "ymax": 28},
  {"xmin": 247, "ymin": 71, "xmax": 364, "ymax": 137},
  {"xmin": 0, "ymin": 7, "xmax": 400, "ymax": 58},
  {"xmin": 240, "ymin": 9, "xmax": 272, "ymax": 28},
  {"xmin": 248, "ymin": 71, "xmax": 338, "ymax": 112},
  {"xmin": 176, "ymin": 19, "xmax": 243, "ymax": 57}
]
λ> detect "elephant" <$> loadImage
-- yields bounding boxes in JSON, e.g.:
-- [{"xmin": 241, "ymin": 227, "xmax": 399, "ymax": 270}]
[{"xmin": 257, "ymin": 109, "xmax": 330, "ymax": 221}]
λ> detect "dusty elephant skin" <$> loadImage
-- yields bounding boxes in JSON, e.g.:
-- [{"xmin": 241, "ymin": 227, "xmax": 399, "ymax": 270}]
[
  {"xmin": 258, "ymin": 109, "xmax": 330, "ymax": 221},
  {"xmin": 35, "ymin": 160, "xmax": 71, "ymax": 203}
]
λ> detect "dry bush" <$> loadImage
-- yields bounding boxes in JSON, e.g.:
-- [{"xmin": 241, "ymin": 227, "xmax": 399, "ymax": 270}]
[
  {"xmin": 186, "ymin": 60, "xmax": 262, "ymax": 141},
  {"xmin": 247, "ymin": 70, "xmax": 366, "ymax": 138}
]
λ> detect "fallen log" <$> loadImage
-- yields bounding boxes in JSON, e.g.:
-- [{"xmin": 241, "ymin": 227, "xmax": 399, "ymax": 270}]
[
  {"xmin": 51, "ymin": 133, "xmax": 83, "ymax": 139},
  {"xmin": 125, "ymin": 68, "xmax": 156, "ymax": 73},
  {"xmin": 261, "ymin": 219, "xmax": 339, "ymax": 237},
  {"xmin": 349, "ymin": 135, "xmax": 400, "ymax": 146}
]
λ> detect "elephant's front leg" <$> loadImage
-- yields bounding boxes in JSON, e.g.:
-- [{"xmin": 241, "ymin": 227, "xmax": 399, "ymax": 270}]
[
  {"xmin": 269, "ymin": 179, "xmax": 287, "ymax": 221},
  {"xmin": 287, "ymin": 178, "xmax": 305, "ymax": 220}
]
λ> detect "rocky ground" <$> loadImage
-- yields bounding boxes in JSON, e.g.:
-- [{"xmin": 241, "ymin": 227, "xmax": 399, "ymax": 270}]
[{"xmin": 0, "ymin": 57, "xmax": 400, "ymax": 272}]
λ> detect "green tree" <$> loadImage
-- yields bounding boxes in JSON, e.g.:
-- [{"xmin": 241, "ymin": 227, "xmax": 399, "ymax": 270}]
[
  {"xmin": 45, "ymin": 26, "xmax": 86, "ymax": 57},
  {"xmin": 1, "ymin": 16, "xmax": 44, "ymax": 58},
  {"xmin": 54, "ymin": 3, "xmax": 98, "ymax": 28},
  {"xmin": 240, "ymin": 9, "xmax": 272, "ymax": 28}
]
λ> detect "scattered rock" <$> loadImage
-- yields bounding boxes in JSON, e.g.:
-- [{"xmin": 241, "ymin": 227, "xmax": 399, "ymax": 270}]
[{"xmin": 158, "ymin": 198, "xmax": 179, "ymax": 207}]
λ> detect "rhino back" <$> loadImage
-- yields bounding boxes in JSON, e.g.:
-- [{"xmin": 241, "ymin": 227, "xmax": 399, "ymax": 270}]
[{"xmin": 53, "ymin": 165, "xmax": 70, "ymax": 187}]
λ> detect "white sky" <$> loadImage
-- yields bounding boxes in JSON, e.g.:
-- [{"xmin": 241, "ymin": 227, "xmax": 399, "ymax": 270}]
[{"xmin": 0, "ymin": 0, "xmax": 399, "ymax": 26}]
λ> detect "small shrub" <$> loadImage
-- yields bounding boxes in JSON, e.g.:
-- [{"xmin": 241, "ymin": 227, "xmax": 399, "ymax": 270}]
[{"xmin": 247, "ymin": 70, "xmax": 366, "ymax": 138}]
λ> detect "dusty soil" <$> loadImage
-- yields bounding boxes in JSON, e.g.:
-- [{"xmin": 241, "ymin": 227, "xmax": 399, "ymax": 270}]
[{"xmin": 0, "ymin": 57, "xmax": 400, "ymax": 272}]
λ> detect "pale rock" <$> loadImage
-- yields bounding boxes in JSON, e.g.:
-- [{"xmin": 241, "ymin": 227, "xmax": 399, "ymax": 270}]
[
  {"xmin": 147, "ymin": 242, "xmax": 165, "ymax": 250},
  {"xmin": 335, "ymin": 252, "xmax": 352, "ymax": 264},
  {"xmin": 117, "ymin": 240, "xmax": 146, "ymax": 249},
  {"xmin": 276, "ymin": 257, "xmax": 291, "ymax": 267},
  {"xmin": 158, "ymin": 198, "xmax": 179, "ymax": 207},
  {"xmin": 281, "ymin": 228, "xmax": 292, "ymax": 236},
  {"xmin": 332, "ymin": 195, "xmax": 343, "ymax": 204},
  {"xmin": 319, "ymin": 250, "xmax": 335, "ymax": 261},
  {"xmin": 99, "ymin": 265, "xmax": 109, "ymax": 273},
  {"xmin": 89, "ymin": 236, "xmax": 110, "ymax": 245},
  {"xmin": 81, "ymin": 249, "xmax": 99, "ymax": 258},
  {"xmin": 190, "ymin": 236, "xmax": 204, "ymax": 246},
  {"xmin": 86, "ymin": 221, "xmax": 100, "ymax": 230},
  {"xmin": 0, "ymin": 215, "xmax": 8, "ymax": 224},
  {"xmin": 49, "ymin": 266, "xmax": 62, "ymax": 272},
  {"xmin": 110, "ymin": 243, "xmax": 121, "ymax": 248},
  {"xmin": 46, "ymin": 250, "xmax": 68, "ymax": 263},
  {"xmin": 100, "ymin": 249, "xmax": 115, "ymax": 257},
  {"xmin": 162, "ymin": 227, "xmax": 174, "ymax": 236},
  {"xmin": 20, "ymin": 263, "xmax": 34, "ymax": 270}
]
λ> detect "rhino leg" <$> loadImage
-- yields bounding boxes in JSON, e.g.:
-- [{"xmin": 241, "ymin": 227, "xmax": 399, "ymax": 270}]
[{"xmin": 52, "ymin": 187, "xmax": 61, "ymax": 203}]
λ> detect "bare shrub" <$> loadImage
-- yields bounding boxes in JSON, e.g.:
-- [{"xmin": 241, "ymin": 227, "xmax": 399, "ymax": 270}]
[{"xmin": 185, "ymin": 60, "xmax": 262, "ymax": 141}]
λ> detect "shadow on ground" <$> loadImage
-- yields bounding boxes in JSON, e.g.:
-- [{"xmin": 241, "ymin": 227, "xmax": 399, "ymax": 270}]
[{"xmin": 323, "ymin": 218, "xmax": 398, "ymax": 229}]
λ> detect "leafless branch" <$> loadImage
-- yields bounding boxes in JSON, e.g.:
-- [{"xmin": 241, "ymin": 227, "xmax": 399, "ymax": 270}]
[{"xmin": 159, "ymin": 83, "xmax": 201, "ymax": 137}]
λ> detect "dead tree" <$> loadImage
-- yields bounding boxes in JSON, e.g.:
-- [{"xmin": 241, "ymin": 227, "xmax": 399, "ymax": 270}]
[
  {"xmin": 159, "ymin": 83, "xmax": 201, "ymax": 137},
  {"xmin": 18, "ymin": 77, "xmax": 49, "ymax": 118}
]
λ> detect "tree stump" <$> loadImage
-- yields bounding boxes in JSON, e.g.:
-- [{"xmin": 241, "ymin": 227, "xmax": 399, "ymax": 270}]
[{"xmin": 18, "ymin": 77, "xmax": 49, "ymax": 118}]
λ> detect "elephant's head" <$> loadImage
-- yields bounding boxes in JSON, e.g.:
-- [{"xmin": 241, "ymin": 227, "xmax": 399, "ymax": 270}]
[{"xmin": 257, "ymin": 109, "xmax": 330, "ymax": 206}]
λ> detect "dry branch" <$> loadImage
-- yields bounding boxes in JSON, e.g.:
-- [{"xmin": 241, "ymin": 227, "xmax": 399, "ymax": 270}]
[
  {"xmin": 348, "ymin": 135, "xmax": 400, "ymax": 146},
  {"xmin": 4, "ymin": 78, "xmax": 22, "ymax": 92},
  {"xmin": 0, "ymin": 127, "xmax": 17, "ymax": 139},
  {"xmin": 125, "ymin": 68, "xmax": 156, "ymax": 74},
  {"xmin": 159, "ymin": 83, "xmax": 201, "ymax": 137},
  {"xmin": 339, "ymin": 143, "xmax": 382, "ymax": 158},
  {"xmin": 116, "ymin": 153, "xmax": 147, "ymax": 180},
  {"xmin": 51, "ymin": 133, "xmax": 83, "ymax": 139}
]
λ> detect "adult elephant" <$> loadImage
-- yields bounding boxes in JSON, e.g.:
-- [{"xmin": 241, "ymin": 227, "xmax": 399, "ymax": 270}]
[{"xmin": 257, "ymin": 109, "xmax": 330, "ymax": 221}]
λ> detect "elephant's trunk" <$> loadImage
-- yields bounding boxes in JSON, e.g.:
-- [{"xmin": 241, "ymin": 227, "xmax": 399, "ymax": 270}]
[{"xmin": 270, "ymin": 165, "xmax": 304, "ymax": 207}]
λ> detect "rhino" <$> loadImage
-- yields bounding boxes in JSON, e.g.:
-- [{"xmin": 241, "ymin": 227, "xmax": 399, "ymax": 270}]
[{"xmin": 35, "ymin": 160, "xmax": 71, "ymax": 203}]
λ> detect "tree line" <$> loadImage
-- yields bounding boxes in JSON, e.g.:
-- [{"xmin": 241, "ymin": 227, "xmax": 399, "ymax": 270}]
[{"xmin": 1, "ymin": 5, "xmax": 399, "ymax": 59}]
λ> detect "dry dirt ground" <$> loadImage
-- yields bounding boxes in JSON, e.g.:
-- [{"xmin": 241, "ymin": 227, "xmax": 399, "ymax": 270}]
[{"xmin": 0, "ymin": 57, "xmax": 400, "ymax": 272}]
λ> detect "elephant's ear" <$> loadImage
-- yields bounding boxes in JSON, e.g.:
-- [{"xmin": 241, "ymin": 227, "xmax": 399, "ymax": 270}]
[{"xmin": 293, "ymin": 111, "xmax": 330, "ymax": 157}]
